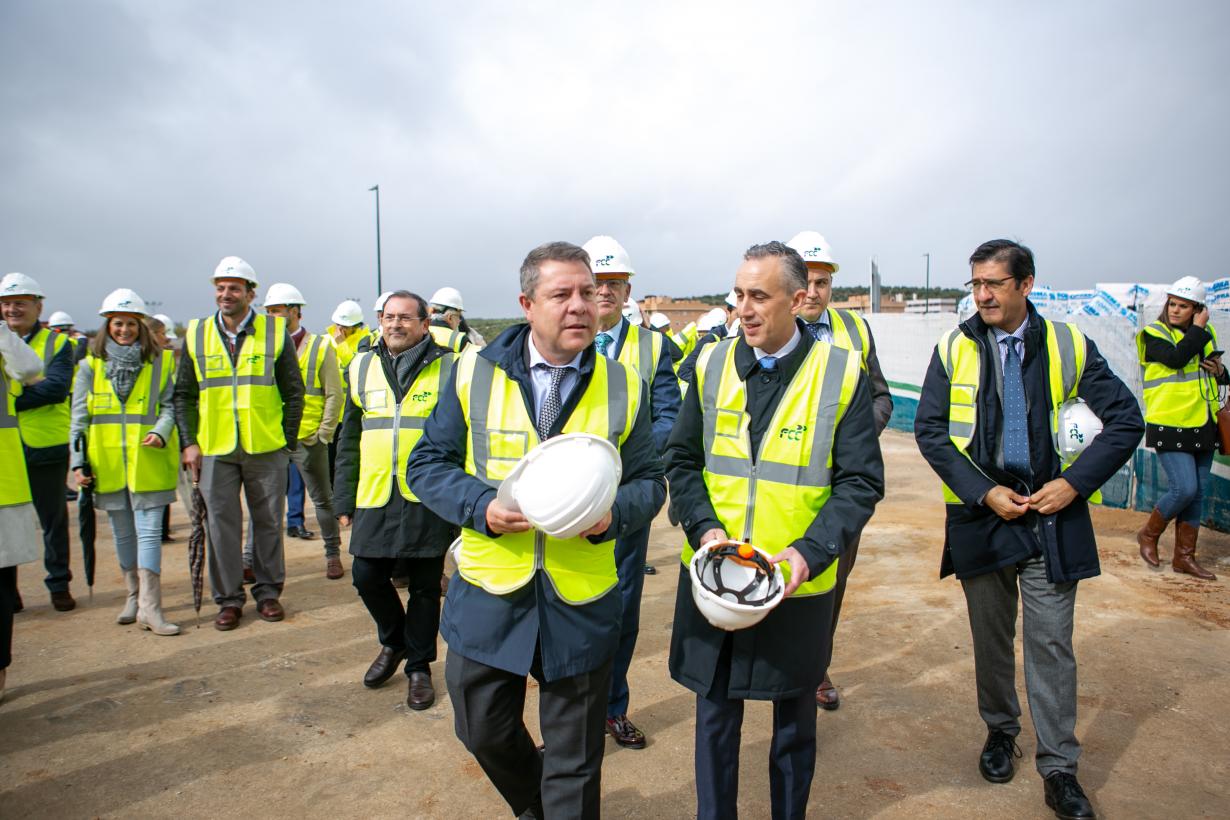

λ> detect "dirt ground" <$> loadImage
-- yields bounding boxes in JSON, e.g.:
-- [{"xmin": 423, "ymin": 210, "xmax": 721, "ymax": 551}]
[{"xmin": 1, "ymin": 430, "xmax": 1228, "ymax": 818}]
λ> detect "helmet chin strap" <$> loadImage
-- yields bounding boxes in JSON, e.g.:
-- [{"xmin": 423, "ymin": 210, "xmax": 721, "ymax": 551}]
[{"xmin": 702, "ymin": 543, "xmax": 781, "ymax": 605}]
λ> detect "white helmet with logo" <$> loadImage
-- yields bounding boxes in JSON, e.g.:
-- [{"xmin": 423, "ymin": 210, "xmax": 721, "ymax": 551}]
[
  {"xmin": 48, "ymin": 311, "xmax": 75, "ymax": 328},
  {"xmin": 1167, "ymin": 276, "xmax": 1207, "ymax": 305},
  {"xmin": 786, "ymin": 231, "xmax": 840, "ymax": 273},
  {"xmin": 331, "ymin": 299, "xmax": 364, "ymax": 327},
  {"xmin": 649, "ymin": 311, "xmax": 671, "ymax": 330},
  {"xmin": 0, "ymin": 273, "xmax": 46, "ymax": 299},
  {"xmin": 429, "ymin": 287, "xmax": 465, "ymax": 312},
  {"xmin": 212, "ymin": 256, "xmax": 259, "ymax": 287},
  {"xmin": 1058, "ymin": 399, "xmax": 1103, "ymax": 463},
  {"xmin": 99, "ymin": 288, "xmax": 149, "ymax": 317},
  {"xmin": 264, "ymin": 283, "xmax": 307, "ymax": 307},
  {"xmin": 495, "ymin": 433, "xmax": 621, "ymax": 540},
  {"xmin": 583, "ymin": 235, "xmax": 635, "ymax": 276},
  {"xmin": 689, "ymin": 540, "xmax": 785, "ymax": 631}
]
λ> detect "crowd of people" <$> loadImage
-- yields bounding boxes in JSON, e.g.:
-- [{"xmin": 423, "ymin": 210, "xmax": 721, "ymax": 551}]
[{"xmin": 2, "ymin": 232, "xmax": 1223, "ymax": 820}]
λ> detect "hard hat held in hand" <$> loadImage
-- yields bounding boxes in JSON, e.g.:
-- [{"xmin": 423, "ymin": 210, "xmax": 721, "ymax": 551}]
[
  {"xmin": 583, "ymin": 236, "xmax": 635, "ymax": 277},
  {"xmin": 47, "ymin": 311, "xmax": 75, "ymax": 327},
  {"xmin": 332, "ymin": 299, "xmax": 364, "ymax": 327},
  {"xmin": 212, "ymin": 256, "xmax": 259, "ymax": 287},
  {"xmin": 429, "ymin": 287, "xmax": 465, "ymax": 311},
  {"xmin": 0, "ymin": 272, "xmax": 46, "ymax": 299},
  {"xmin": 689, "ymin": 540, "xmax": 785, "ymax": 631},
  {"xmin": 1167, "ymin": 276, "xmax": 1206, "ymax": 305},
  {"xmin": 99, "ymin": 288, "xmax": 149, "ymax": 317},
  {"xmin": 786, "ymin": 230, "xmax": 840, "ymax": 272},
  {"xmin": 496, "ymin": 433, "xmax": 621, "ymax": 539},
  {"xmin": 264, "ymin": 283, "xmax": 307, "ymax": 308},
  {"xmin": 1058, "ymin": 399, "xmax": 1103, "ymax": 462}
]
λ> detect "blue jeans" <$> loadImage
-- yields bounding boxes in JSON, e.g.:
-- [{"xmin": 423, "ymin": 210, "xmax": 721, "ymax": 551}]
[
  {"xmin": 286, "ymin": 463, "xmax": 305, "ymax": 529},
  {"xmin": 107, "ymin": 504, "xmax": 166, "ymax": 573},
  {"xmin": 1156, "ymin": 450, "xmax": 1214, "ymax": 525}
]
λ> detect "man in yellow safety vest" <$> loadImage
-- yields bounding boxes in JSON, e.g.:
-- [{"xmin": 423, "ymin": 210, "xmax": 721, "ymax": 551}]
[{"xmin": 174, "ymin": 257, "xmax": 305, "ymax": 631}]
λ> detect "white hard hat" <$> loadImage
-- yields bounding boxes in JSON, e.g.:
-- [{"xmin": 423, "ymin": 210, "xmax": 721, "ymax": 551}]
[
  {"xmin": 47, "ymin": 311, "xmax": 74, "ymax": 327},
  {"xmin": 153, "ymin": 313, "xmax": 178, "ymax": 339},
  {"xmin": 1058, "ymin": 399, "xmax": 1104, "ymax": 463},
  {"xmin": 264, "ymin": 282, "xmax": 307, "ymax": 307},
  {"xmin": 1167, "ymin": 276, "xmax": 1207, "ymax": 305},
  {"xmin": 0, "ymin": 272, "xmax": 45, "ymax": 299},
  {"xmin": 786, "ymin": 230, "xmax": 840, "ymax": 272},
  {"xmin": 212, "ymin": 256, "xmax": 259, "ymax": 287},
  {"xmin": 725, "ymin": 289, "xmax": 737, "ymax": 308},
  {"xmin": 583, "ymin": 235, "xmax": 635, "ymax": 276},
  {"xmin": 649, "ymin": 311, "xmax": 671, "ymax": 330},
  {"xmin": 622, "ymin": 297, "xmax": 643, "ymax": 325},
  {"xmin": 689, "ymin": 540, "xmax": 785, "ymax": 631},
  {"xmin": 429, "ymin": 287, "xmax": 465, "ymax": 312},
  {"xmin": 331, "ymin": 299, "xmax": 364, "ymax": 327},
  {"xmin": 373, "ymin": 291, "xmax": 394, "ymax": 313},
  {"xmin": 98, "ymin": 288, "xmax": 149, "ymax": 317},
  {"xmin": 697, "ymin": 307, "xmax": 729, "ymax": 332},
  {"xmin": 496, "ymin": 433, "xmax": 621, "ymax": 539}
]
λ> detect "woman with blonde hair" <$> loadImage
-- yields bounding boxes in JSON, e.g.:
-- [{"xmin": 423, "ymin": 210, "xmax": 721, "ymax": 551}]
[{"xmin": 70, "ymin": 289, "xmax": 181, "ymax": 633}]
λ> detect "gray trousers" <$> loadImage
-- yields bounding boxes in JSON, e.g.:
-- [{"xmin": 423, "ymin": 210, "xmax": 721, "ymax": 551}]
[
  {"xmin": 201, "ymin": 448, "xmax": 288, "ymax": 608},
  {"xmin": 242, "ymin": 441, "xmax": 341, "ymax": 560},
  {"xmin": 961, "ymin": 554, "xmax": 1080, "ymax": 776}
]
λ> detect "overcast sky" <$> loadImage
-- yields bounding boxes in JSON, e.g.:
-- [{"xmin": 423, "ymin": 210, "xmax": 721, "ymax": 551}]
[{"xmin": 3, "ymin": 0, "xmax": 1228, "ymax": 327}]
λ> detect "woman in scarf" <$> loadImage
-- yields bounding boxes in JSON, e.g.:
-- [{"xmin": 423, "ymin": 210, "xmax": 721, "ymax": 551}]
[{"xmin": 70, "ymin": 289, "xmax": 181, "ymax": 634}]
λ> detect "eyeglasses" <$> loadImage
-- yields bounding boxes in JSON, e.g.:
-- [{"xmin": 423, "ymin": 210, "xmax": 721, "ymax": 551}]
[
  {"xmin": 383, "ymin": 315, "xmax": 423, "ymax": 325},
  {"xmin": 964, "ymin": 276, "xmax": 1016, "ymax": 293}
]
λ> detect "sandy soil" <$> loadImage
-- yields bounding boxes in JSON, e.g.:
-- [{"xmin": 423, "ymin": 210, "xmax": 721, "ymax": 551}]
[{"xmin": 1, "ymin": 430, "xmax": 1227, "ymax": 818}]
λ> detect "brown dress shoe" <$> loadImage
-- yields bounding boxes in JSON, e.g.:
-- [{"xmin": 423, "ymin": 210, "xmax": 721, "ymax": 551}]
[
  {"xmin": 50, "ymin": 590, "xmax": 76, "ymax": 612},
  {"xmin": 1137, "ymin": 508, "xmax": 1169, "ymax": 567},
  {"xmin": 257, "ymin": 598, "xmax": 285, "ymax": 622},
  {"xmin": 816, "ymin": 677, "xmax": 840, "ymax": 710},
  {"xmin": 363, "ymin": 646, "xmax": 406, "ymax": 688},
  {"xmin": 214, "ymin": 606, "xmax": 242, "ymax": 631},
  {"xmin": 1174, "ymin": 522, "xmax": 1217, "ymax": 580},
  {"xmin": 325, "ymin": 557, "xmax": 344, "ymax": 580},
  {"xmin": 406, "ymin": 671, "xmax": 435, "ymax": 710},
  {"xmin": 605, "ymin": 714, "xmax": 647, "ymax": 749}
]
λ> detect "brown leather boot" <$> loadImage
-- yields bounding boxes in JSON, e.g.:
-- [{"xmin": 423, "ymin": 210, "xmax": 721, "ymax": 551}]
[
  {"xmin": 1137, "ymin": 508, "xmax": 1169, "ymax": 567},
  {"xmin": 1173, "ymin": 521, "xmax": 1217, "ymax": 580}
]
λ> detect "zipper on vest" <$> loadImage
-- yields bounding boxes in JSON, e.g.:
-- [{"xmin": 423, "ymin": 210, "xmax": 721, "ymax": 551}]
[
  {"xmin": 534, "ymin": 530, "xmax": 545, "ymax": 572},
  {"xmin": 743, "ymin": 464, "xmax": 757, "ymax": 542},
  {"xmin": 391, "ymin": 402, "xmax": 403, "ymax": 493}
]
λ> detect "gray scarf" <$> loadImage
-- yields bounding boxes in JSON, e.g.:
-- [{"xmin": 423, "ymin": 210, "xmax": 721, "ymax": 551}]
[
  {"xmin": 386, "ymin": 334, "xmax": 431, "ymax": 394},
  {"xmin": 104, "ymin": 339, "xmax": 144, "ymax": 403}
]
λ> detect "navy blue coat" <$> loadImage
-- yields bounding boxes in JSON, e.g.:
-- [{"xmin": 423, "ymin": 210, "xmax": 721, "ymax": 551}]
[
  {"xmin": 914, "ymin": 303, "xmax": 1144, "ymax": 582},
  {"xmin": 406, "ymin": 324, "xmax": 666, "ymax": 680}
]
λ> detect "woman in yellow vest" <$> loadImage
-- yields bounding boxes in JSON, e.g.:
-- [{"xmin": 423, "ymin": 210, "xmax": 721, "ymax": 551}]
[
  {"xmin": 70, "ymin": 290, "xmax": 181, "ymax": 634},
  {"xmin": 1135, "ymin": 277, "xmax": 1227, "ymax": 580}
]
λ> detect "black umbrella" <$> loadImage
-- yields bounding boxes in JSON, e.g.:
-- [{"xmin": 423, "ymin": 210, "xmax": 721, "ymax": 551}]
[
  {"xmin": 73, "ymin": 432, "xmax": 97, "ymax": 601},
  {"xmin": 188, "ymin": 472, "xmax": 208, "ymax": 628}
]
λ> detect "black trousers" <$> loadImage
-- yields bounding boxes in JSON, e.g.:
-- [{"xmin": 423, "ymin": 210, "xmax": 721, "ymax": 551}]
[
  {"xmin": 822, "ymin": 533, "xmax": 862, "ymax": 672},
  {"xmin": 695, "ymin": 638, "xmax": 818, "ymax": 820},
  {"xmin": 0, "ymin": 566, "xmax": 16, "ymax": 670},
  {"xmin": 351, "ymin": 554, "xmax": 444, "ymax": 674},
  {"xmin": 27, "ymin": 459, "xmax": 71, "ymax": 593},
  {"xmin": 446, "ymin": 648, "xmax": 612, "ymax": 820}
]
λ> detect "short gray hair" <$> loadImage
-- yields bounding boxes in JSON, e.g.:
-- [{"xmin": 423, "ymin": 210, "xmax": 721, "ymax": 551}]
[
  {"xmin": 744, "ymin": 241, "xmax": 808, "ymax": 293},
  {"xmin": 520, "ymin": 241, "xmax": 592, "ymax": 298}
]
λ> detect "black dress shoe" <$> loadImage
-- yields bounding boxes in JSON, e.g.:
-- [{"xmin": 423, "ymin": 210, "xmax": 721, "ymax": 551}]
[
  {"xmin": 605, "ymin": 714, "xmax": 647, "ymax": 749},
  {"xmin": 287, "ymin": 526, "xmax": 317, "ymax": 540},
  {"xmin": 363, "ymin": 646, "xmax": 406, "ymax": 689},
  {"xmin": 979, "ymin": 729, "xmax": 1021, "ymax": 783},
  {"xmin": 1044, "ymin": 772, "xmax": 1096, "ymax": 819},
  {"xmin": 643, "ymin": 563, "xmax": 657, "ymax": 575},
  {"xmin": 407, "ymin": 671, "xmax": 435, "ymax": 709}
]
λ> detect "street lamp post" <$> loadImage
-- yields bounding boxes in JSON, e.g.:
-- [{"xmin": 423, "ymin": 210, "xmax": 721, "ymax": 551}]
[
  {"xmin": 923, "ymin": 252, "xmax": 931, "ymax": 314},
  {"xmin": 369, "ymin": 185, "xmax": 383, "ymax": 297}
]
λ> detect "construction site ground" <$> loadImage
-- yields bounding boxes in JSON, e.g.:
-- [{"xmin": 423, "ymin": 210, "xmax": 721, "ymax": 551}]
[{"xmin": 1, "ymin": 430, "xmax": 1227, "ymax": 818}]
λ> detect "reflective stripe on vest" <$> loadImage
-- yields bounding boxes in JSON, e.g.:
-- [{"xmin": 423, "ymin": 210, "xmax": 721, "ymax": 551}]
[
  {"xmin": 297, "ymin": 333, "xmax": 328, "ymax": 439},
  {"xmin": 85, "ymin": 350, "xmax": 179, "ymax": 495},
  {"xmin": 0, "ymin": 365, "xmax": 32, "ymax": 507},
  {"xmin": 349, "ymin": 350, "xmax": 454, "ymax": 507},
  {"xmin": 826, "ymin": 307, "xmax": 871, "ymax": 369},
  {"xmin": 454, "ymin": 348, "xmax": 640, "ymax": 604},
  {"xmin": 680, "ymin": 337, "xmax": 862, "ymax": 597},
  {"xmin": 186, "ymin": 314, "xmax": 287, "ymax": 456},
  {"xmin": 1136, "ymin": 321, "xmax": 1219, "ymax": 428},
  {"xmin": 17, "ymin": 328, "xmax": 71, "ymax": 448},
  {"xmin": 429, "ymin": 325, "xmax": 466, "ymax": 352},
  {"xmin": 935, "ymin": 319, "xmax": 1090, "ymax": 504},
  {"xmin": 615, "ymin": 323, "xmax": 664, "ymax": 385}
]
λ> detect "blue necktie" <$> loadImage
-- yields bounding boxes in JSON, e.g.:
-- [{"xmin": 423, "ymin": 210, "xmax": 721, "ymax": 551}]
[
  {"xmin": 595, "ymin": 332, "xmax": 612, "ymax": 357},
  {"xmin": 1001, "ymin": 338, "xmax": 1031, "ymax": 480},
  {"xmin": 805, "ymin": 323, "xmax": 824, "ymax": 341},
  {"xmin": 759, "ymin": 355, "xmax": 778, "ymax": 372}
]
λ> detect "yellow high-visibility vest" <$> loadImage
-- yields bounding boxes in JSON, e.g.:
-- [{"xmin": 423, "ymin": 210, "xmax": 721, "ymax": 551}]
[
  {"xmin": 349, "ymin": 349, "xmax": 454, "ymax": 507},
  {"xmin": 17, "ymin": 328, "xmax": 70, "ymax": 448},
  {"xmin": 429, "ymin": 324, "xmax": 467, "ymax": 353},
  {"xmin": 185, "ymin": 314, "xmax": 287, "ymax": 456},
  {"xmin": 454, "ymin": 348, "xmax": 641, "ymax": 604},
  {"xmin": 297, "ymin": 333, "xmax": 331, "ymax": 440},
  {"xmin": 935, "ymin": 319, "xmax": 1092, "ymax": 504},
  {"xmin": 825, "ymin": 307, "xmax": 871, "ymax": 369},
  {"xmin": 84, "ymin": 350, "xmax": 179, "ymax": 495},
  {"xmin": 330, "ymin": 324, "xmax": 368, "ymax": 377},
  {"xmin": 1136, "ymin": 321, "xmax": 1220, "ymax": 428},
  {"xmin": 672, "ymin": 322, "xmax": 698, "ymax": 361},
  {"xmin": 0, "ymin": 364, "xmax": 32, "ymax": 506},
  {"xmin": 680, "ymin": 337, "xmax": 862, "ymax": 596},
  {"xmin": 613, "ymin": 322, "xmax": 664, "ymax": 386}
]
